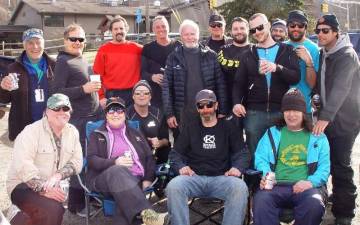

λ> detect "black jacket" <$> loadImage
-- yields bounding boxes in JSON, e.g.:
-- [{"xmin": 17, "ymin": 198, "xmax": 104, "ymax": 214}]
[
  {"xmin": 233, "ymin": 43, "xmax": 300, "ymax": 112},
  {"xmin": 162, "ymin": 44, "xmax": 228, "ymax": 118},
  {"xmin": 0, "ymin": 51, "xmax": 55, "ymax": 141},
  {"xmin": 86, "ymin": 123, "xmax": 156, "ymax": 185}
]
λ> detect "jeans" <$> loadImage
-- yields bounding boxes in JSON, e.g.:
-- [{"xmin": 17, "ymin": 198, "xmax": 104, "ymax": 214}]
[
  {"xmin": 166, "ymin": 175, "xmax": 248, "ymax": 225},
  {"xmin": 327, "ymin": 132, "xmax": 358, "ymax": 218},
  {"xmin": 244, "ymin": 110, "xmax": 282, "ymax": 165},
  {"xmin": 253, "ymin": 185, "xmax": 325, "ymax": 225}
]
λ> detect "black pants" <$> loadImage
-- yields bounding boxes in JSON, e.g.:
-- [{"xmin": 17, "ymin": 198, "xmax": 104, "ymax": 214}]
[
  {"xmin": 327, "ymin": 131, "xmax": 358, "ymax": 218},
  {"xmin": 11, "ymin": 183, "xmax": 65, "ymax": 225},
  {"xmin": 90, "ymin": 166, "xmax": 151, "ymax": 225},
  {"xmin": 68, "ymin": 111, "xmax": 104, "ymax": 213},
  {"xmin": 106, "ymin": 89, "xmax": 133, "ymax": 107}
]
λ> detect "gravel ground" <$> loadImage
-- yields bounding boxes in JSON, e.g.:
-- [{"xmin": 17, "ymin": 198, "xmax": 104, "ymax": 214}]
[{"xmin": 0, "ymin": 108, "xmax": 359, "ymax": 225}]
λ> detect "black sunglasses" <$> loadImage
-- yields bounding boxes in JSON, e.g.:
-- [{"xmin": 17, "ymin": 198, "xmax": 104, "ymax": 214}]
[
  {"xmin": 249, "ymin": 24, "xmax": 266, "ymax": 34},
  {"xmin": 134, "ymin": 92, "xmax": 151, "ymax": 96},
  {"xmin": 288, "ymin": 22, "xmax": 306, "ymax": 29},
  {"xmin": 314, "ymin": 28, "xmax": 331, "ymax": 34},
  {"xmin": 210, "ymin": 23, "xmax": 223, "ymax": 28},
  {"xmin": 196, "ymin": 101, "xmax": 215, "ymax": 109},
  {"xmin": 107, "ymin": 108, "xmax": 125, "ymax": 115},
  {"xmin": 52, "ymin": 106, "xmax": 71, "ymax": 112},
  {"xmin": 67, "ymin": 37, "xmax": 85, "ymax": 43}
]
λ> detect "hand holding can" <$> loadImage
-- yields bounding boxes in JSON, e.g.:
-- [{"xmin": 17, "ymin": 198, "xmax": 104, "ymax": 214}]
[
  {"xmin": 264, "ymin": 172, "xmax": 276, "ymax": 190},
  {"xmin": 258, "ymin": 58, "xmax": 267, "ymax": 75}
]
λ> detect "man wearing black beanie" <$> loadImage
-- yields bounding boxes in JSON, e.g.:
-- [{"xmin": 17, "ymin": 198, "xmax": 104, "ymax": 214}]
[{"xmin": 313, "ymin": 14, "xmax": 360, "ymax": 225}]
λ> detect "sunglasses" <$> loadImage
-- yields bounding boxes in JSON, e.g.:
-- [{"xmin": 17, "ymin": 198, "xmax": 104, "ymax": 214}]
[
  {"xmin": 67, "ymin": 37, "xmax": 85, "ymax": 43},
  {"xmin": 314, "ymin": 28, "xmax": 331, "ymax": 34},
  {"xmin": 52, "ymin": 106, "xmax": 71, "ymax": 112},
  {"xmin": 249, "ymin": 24, "xmax": 266, "ymax": 34},
  {"xmin": 210, "ymin": 23, "xmax": 223, "ymax": 28},
  {"xmin": 107, "ymin": 108, "xmax": 125, "ymax": 115},
  {"xmin": 134, "ymin": 92, "xmax": 150, "ymax": 96},
  {"xmin": 196, "ymin": 101, "xmax": 215, "ymax": 109},
  {"xmin": 288, "ymin": 22, "xmax": 306, "ymax": 29}
]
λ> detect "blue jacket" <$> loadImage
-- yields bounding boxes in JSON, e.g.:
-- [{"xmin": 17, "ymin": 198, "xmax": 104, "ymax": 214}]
[{"xmin": 254, "ymin": 126, "xmax": 330, "ymax": 188}]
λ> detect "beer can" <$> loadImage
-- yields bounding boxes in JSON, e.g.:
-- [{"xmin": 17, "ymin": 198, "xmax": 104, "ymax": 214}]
[
  {"xmin": 59, "ymin": 179, "xmax": 69, "ymax": 207},
  {"xmin": 9, "ymin": 73, "xmax": 19, "ymax": 91},
  {"xmin": 264, "ymin": 172, "xmax": 276, "ymax": 190}
]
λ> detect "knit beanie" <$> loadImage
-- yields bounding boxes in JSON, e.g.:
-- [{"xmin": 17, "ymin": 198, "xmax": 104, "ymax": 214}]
[
  {"xmin": 132, "ymin": 80, "xmax": 152, "ymax": 95},
  {"xmin": 281, "ymin": 88, "xmax": 306, "ymax": 113},
  {"xmin": 316, "ymin": 14, "xmax": 340, "ymax": 31}
]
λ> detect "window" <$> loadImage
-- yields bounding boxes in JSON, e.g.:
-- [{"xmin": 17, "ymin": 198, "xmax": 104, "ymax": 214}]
[{"xmin": 44, "ymin": 15, "xmax": 64, "ymax": 27}]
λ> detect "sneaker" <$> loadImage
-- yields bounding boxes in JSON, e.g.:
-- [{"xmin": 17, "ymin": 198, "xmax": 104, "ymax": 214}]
[
  {"xmin": 141, "ymin": 209, "xmax": 169, "ymax": 225},
  {"xmin": 335, "ymin": 217, "xmax": 352, "ymax": 225},
  {"xmin": 6, "ymin": 204, "xmax": 20, "ymax": 222},
  {"xmin": 75, "ymin": 205, "xmax": 98, "ymax": 218}
]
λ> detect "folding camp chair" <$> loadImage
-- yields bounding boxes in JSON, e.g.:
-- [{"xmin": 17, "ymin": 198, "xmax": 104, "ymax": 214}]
[{"xmin": 77, "ymin": 120, "xmax": 170, "ymax": 225}]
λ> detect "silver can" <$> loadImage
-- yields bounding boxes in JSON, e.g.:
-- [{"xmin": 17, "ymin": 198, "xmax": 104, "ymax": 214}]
[
  {"xmin": 59, "ymin": 179, "xmax": 69, "ymax": 207},
  {"xmin": 264, "ymin": 172, "xmax": 276, "ymax": 190},
  {"xmin": 9, "ymin": 73, "xmax": 19, "ymax": 91},
  {"xmin": 124, "ymin": 150, "xmax": 132, "ymax": 158}
]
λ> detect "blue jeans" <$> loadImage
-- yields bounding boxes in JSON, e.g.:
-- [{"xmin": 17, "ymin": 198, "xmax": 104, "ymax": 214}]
[
  {"xmin": 244, "ymin": 110, "xmax": 282, "ymax": 164},
  {"xmin": 166, "ymin": 175, "xmax": 248, "ymax": 225},
  {"xmin": 253, "ymin": 185, "xmax": 325, "ymax": 225}
]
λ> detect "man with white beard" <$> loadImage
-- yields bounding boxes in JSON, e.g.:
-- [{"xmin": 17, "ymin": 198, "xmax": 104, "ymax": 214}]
[{"xmin": 162, "ymin": 19, "xmax": 227, "ymax": 138}]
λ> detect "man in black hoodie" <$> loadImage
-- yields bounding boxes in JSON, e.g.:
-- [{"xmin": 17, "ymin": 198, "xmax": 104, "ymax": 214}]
[
  {"xmin": 313, "ymin": 14, "xmax": 360, "ymax": 225},
  {"xmin": 166, "ymin": 89, "xmax": 250, "ymax": 225},
  {"xmin": 233, "ymin": 13, "xmax": 300, "ymax": 162}
]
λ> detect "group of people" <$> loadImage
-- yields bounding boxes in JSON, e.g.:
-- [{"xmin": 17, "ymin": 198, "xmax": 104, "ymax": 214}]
[{"xmin": 0, "ymin": 8, "xmax": 359, "ymax": 225}]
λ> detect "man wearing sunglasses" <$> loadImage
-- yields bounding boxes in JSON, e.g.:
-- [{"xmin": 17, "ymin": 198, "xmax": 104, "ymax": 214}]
[
  {"xmin": 233, "ymin": 13, "xmax": 300, "ymax": 163},
  {"xmin": 285, "ymin": 10, "xmax": 319, "ymax": 114},
  {"xmin": 312, "ymin": 14, "xmax": 360, "ymax": 225},
  {"xmin": 201, "ymin": 13, "xmax": 232, "ymax": 53},
  {"xmin": 6, "ymin": 93, "xmax": 83, "ymax": 225},
  {"xmin": 52, "ymin": 23, "xmax": 103, "ymax": 216},
  {"xmin": 166, "ymin": 89, "xmax": 250, "ymax": 225},
  {"xmin": 0, "ymin": 28, "xmax": 56, "ymax": 141}
]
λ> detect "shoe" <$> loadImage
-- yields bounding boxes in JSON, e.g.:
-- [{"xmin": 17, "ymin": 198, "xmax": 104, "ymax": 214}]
[
  {"xmin": 335, "ymin": 217, "xmax": 352, "ymax": 225},
  {"xmin": 75, "ymin": 205, "xmax": 98, "ymax": 218},
  {"xmin": 6, "ymin": 204, "xmax": 20, "ymax": 222},
  {"xmin": 141, "ymin": 209, "xmax": 170, "ymax": 225}
]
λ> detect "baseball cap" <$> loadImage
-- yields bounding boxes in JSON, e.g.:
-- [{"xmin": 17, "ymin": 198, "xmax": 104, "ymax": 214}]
[
  {"xmin": 209, "ymin": 14, "xmax": 225, "ymax": 25},
  {"xmin": 195, "ymin": 89, "xmax": 217, "ymax": 103},
  {"xmin": 47, "ymin": 93, "xmax": 72, "ymax": 111},
  {"xmin": 105, "ymin": 97, "xmax": 126, "ymax": 111},
  {"xmin": 23, "ymin": 28, "xmax": 44, "ymax": 42},
  {"xmin": 287, "ymin": 10, "xmax": 308, "ymax": 24}
]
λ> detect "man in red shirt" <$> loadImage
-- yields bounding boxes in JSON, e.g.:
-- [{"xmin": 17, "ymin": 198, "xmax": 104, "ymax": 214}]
[{"xmin": 93, "ymin": 16, "xmax": 143, "ymax": 107}]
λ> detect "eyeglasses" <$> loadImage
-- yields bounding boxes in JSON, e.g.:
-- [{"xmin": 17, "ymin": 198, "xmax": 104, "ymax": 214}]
[
  {"xmin": 52, "ymin": 106, "xmax": 71, "ymax": 112},
  {"xmin": 249, "ymin": 23, "xmax": 266, "ymax": 34},
  {"xmin": 196, "ymin": 101, "xmax": 215, "ymax": 109},
  {"xmin": 134, "ymin": 92, "xmax": 151, "ymax": 96},
  {"xmin": 288, "ymin": 22, "xmax": 306, "ymax": 29},
  {"xmin": 107, "ymin": 108, "xmax": 125, "ymax": 115},
  {"xmin": 67, "ymin": 37, "xmax": 85, "ymax": 43},
  {"xmin": 210, "ymin": 23, "xmax": 223, "ymax": 28},
  {"xmin": 314, "ymin": 28, "xmax": 331, "ymax": 34}
]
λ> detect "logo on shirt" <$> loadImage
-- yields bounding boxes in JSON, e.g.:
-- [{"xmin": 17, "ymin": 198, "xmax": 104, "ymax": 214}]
[
  {"xmin": 147, "ymin": 121, "xmax": 156, "ymax": 127},
  {"xmin": 203, "ymin": 135, "xmax": 216, "ymax": 149}
]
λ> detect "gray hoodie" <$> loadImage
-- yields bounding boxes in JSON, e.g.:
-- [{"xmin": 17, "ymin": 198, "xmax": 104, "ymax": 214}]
[{"xmin": 317, "ymin": 34, "xmax": 360, "ymax": 137}]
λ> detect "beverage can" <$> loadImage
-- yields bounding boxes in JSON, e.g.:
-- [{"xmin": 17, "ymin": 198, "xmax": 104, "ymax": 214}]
[
  {"xmin": 264, "ymin": 172, "xmax": 276, "ymax": 190},
  {"xmin": 59, "ymin": 179, "xmax": 69, "ymax": 207},
  {"xmin": 258, "ymin": 58, "xmax": 266, "ymax": 74},
  {"xmin": 90, "ymin": 74, "xmax": 101, "ymax": 82},
  {"xmin": 9, "ymin": 73, "xmax": 19, "ymax": 91},
  {"xmin": 124, "ymin": 150, "xmax": 132, "ymax": 158}
]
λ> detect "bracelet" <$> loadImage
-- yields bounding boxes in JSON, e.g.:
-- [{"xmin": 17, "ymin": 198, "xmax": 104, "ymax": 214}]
[{"xmin": 306, "ymin": 64, "xmax": 314, "ymax": 68}]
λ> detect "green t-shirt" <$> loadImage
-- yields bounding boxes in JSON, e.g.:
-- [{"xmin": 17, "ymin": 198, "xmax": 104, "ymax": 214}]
[{"xmin": 275, "ymin": 127, "xmax": 310, "ymax": 183}]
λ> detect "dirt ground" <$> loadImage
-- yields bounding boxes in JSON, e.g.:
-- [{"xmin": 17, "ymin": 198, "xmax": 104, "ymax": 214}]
[{"xmin": 0, "ymin": 108, "xmax": 359, "ymax": 225}]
